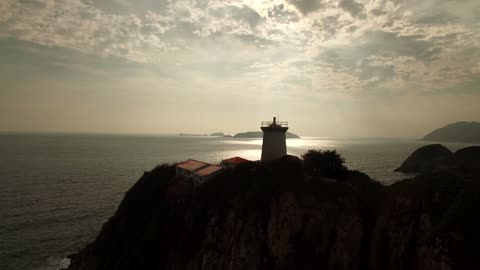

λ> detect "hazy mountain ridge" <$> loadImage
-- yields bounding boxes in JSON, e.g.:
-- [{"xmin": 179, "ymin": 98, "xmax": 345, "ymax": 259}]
[
  {"xmin": 67, "ymin": 150, "xmax": 480, "ymax": 270},
  {"xmin": 421, "ymin": 121, "xmax": 480, "ymax": 143}
]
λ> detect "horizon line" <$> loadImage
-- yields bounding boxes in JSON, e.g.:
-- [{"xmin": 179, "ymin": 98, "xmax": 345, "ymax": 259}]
[{"xmin": 0, "ymin": 130, "xmax": 418, "ymax": 140}]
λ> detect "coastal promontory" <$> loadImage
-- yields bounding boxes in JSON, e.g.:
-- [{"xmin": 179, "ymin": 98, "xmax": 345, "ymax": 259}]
[
  {"xmin": 67, "ymin": 149, "xmax": 480, "ymax": 270},
  {"xmin": 421, "ymin": 121, "xmax": 480, "ymax": 143}
]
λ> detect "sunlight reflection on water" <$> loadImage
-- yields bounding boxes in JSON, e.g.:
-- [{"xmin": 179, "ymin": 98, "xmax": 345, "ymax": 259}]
[
  {"xmin": 219, "ymin": 138, "xmax": 337, "ymax": 148},
  {"xmin": 287, "ymin": 138, "xmax": 337, "ymax": 148},
  {"xmin": 219, "ymin": 139, "xmax": 262, "ymax": 145}
]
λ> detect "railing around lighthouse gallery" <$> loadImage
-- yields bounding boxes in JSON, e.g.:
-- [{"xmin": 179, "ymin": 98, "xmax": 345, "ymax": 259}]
[{"xmin": 261, "ymin": 121, "xmax": 288, "ymax": 127}]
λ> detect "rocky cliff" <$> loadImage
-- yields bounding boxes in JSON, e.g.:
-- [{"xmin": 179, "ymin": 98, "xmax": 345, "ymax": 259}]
[{"xmin": 67, "ymin": 155, "xmax": 480, "ymax": 270}]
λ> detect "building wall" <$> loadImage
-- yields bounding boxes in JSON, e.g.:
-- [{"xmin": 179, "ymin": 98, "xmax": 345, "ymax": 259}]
[
  {"xmin": 177, "ymin": 166, "xmax": 223, "ymax": 186},
  {"xmin": 261, "ymin": 127, "xmax": 288, "ymax": 161},
  {"xmin": 176, "ymin": 167, "xmax": 196, "ymax": 178},
  {"xmin": 220, "ymin": 162, "xmax": 234, "ymax": 169}
]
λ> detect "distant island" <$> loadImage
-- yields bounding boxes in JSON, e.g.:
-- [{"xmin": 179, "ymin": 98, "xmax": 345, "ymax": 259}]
[
  {"xmin": 421, "ymin": 121, "xmax": 480, "ymax": 143},
  {"xmin": 234, "ymin": 131, "xmax": 301, "ymax": 139},
  {"xmin": 210, "ymin": 132, "xmax": 225, "ymax": 137},
  {"xmin": 179, "ymin": 133, "xmax": 208, "ymax": 136}
]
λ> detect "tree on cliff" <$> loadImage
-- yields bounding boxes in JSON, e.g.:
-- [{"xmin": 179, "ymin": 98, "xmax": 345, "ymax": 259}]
[{"xmin": 302, "ymin": 149, "xmax": 348, "ymax": 179}]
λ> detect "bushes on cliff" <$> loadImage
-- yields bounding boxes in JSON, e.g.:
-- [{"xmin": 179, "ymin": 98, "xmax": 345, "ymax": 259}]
[{"xmin": 302, "ymin": 149, "xmax": 348, "ymax": 179}]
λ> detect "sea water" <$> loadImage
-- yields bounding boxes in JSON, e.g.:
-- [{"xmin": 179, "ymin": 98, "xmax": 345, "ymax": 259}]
[{"xmin": 0, "ymin": 133, "xmax": 474, "ymax": 270}]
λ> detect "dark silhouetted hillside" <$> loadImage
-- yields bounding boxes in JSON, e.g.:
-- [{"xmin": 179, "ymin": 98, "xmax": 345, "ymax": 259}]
[
  {"xmin": 394, "ymin": 144, "xmax": 453, "ymax": 173},
  {"xmin": 395, "ymin": 144, "xmax": 480, "ymax": 174},
  {"xmin": 66, "ymin": 149, "xmax": 480, "ymax": 270}
]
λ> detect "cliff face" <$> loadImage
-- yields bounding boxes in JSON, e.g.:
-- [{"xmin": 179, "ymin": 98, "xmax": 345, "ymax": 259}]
[
  {"xmin": 67, "ymin": 158, "xmax": 480, "ymax": 270},
  {"xmin": 370, "ymin": 171, "xmax": 480, "ymax": 270}
]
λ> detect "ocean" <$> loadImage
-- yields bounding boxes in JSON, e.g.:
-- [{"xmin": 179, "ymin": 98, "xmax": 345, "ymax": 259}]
[{"xmin": 0, "ymin": 133, "xmax": 474, "ymax": 270}]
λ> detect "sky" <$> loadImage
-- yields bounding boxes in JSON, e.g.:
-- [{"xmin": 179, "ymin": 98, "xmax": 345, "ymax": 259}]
[{"xmin": 0, "ymin": 0, "xmax": 479, "ymax": 138}]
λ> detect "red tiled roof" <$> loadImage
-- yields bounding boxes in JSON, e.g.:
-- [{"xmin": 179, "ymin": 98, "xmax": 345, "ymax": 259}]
[
  {"xmin": 195, "ymin": 165, "xmax": 223, "ymax": 177},
  {"xmin": 176, "ymin": 159, "xmax": 209, "ymax": 172},
  {"xmin": 222, "ymin": 156, "xmax": 250, "ymax": 165}
]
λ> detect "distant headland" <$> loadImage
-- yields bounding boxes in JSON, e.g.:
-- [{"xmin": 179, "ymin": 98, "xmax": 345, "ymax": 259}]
[
  {"xmin": 209, "ymin": 132, "xmax": 225, "ymax": 137},
  {"xmin": 179, "ymin": 133, "xmax": 208, "ymax": 136},
  {"xmin": 421, "ymin": 121, "xmax": 480, "ymax": 143}
]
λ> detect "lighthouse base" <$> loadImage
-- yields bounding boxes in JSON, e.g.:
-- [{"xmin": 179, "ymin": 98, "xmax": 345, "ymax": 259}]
[{"xmin": 261, "ymin": 127, "xmax": 288, "ymax": 162}]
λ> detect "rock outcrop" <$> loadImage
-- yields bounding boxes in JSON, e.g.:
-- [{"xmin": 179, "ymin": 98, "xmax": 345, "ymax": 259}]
[
  {"xmin": 66, "ymin": 154, "xmax": 480, "ymax": 270},
  {"xmin": 370, "ymin": 171, "xmax": 480, "ymax": 270},
  {"xmin": 395, "ymin": 145, "xmax": 480, "ymax": 174},
  {"xmin": 394, "ymin": 144, "xmax": 453, "ymax": 173},
  {"xmin": 452, "ymin": 146, "xmax": 480, "ymax": 169}
]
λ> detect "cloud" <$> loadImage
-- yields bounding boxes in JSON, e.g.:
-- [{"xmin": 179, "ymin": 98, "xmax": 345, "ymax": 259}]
[
  {"xmin": 1, "ymin": 0, "xmax": 480, "ymax": 136},
  {"xmin": 0, "ymin": 0, "xmax": 479, "ymax": 97},
  {"xmin": 312, "ymin": 22, "xmax": 480, "ymax": 94},
  {"xmin": 267, "ymin": 3, "xmax": 300, "ymax": 23},
  {"xmin": 338, "ymin": 0, "xmax": 365, "ymax": 18},
  {"xmin": 209, "ymin": 4, "xmax": 263, "ymax": 29},
  {"xmin": 287, "ymin": 0, "xmax": 324, "ymax": 15},
  {"xmin": 0, "ymin": 0, "xmax": 270, "ymax": 63},
  {"xmin": 0, "ymin": 0, "xmax": 177, "ymax": 62}
]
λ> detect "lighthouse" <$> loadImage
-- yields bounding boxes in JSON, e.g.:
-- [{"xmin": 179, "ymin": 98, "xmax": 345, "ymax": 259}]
[{"xmin": 261, "ymin": 117, "xmax": 289, "ymax": 161}]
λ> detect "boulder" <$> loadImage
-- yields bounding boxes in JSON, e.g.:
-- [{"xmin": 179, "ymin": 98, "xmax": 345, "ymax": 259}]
[
  {"xmin": 452, "ymin": 146, "xmax": 480, "ymax": 169},
  {"xmin": 395, "ymin": 144, "xmax": 453, "ymax": 173}
]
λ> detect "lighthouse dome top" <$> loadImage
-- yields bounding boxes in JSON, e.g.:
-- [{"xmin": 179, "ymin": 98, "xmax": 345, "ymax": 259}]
[{"xmin": 261, "ymin": 117, "xmax": 288, "ymax": 128}]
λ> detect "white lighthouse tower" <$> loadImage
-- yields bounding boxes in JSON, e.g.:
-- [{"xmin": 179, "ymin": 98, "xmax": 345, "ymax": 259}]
[{"xmin": 261, "ymin": 117, "xmax": 289, "ymax": 162}]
